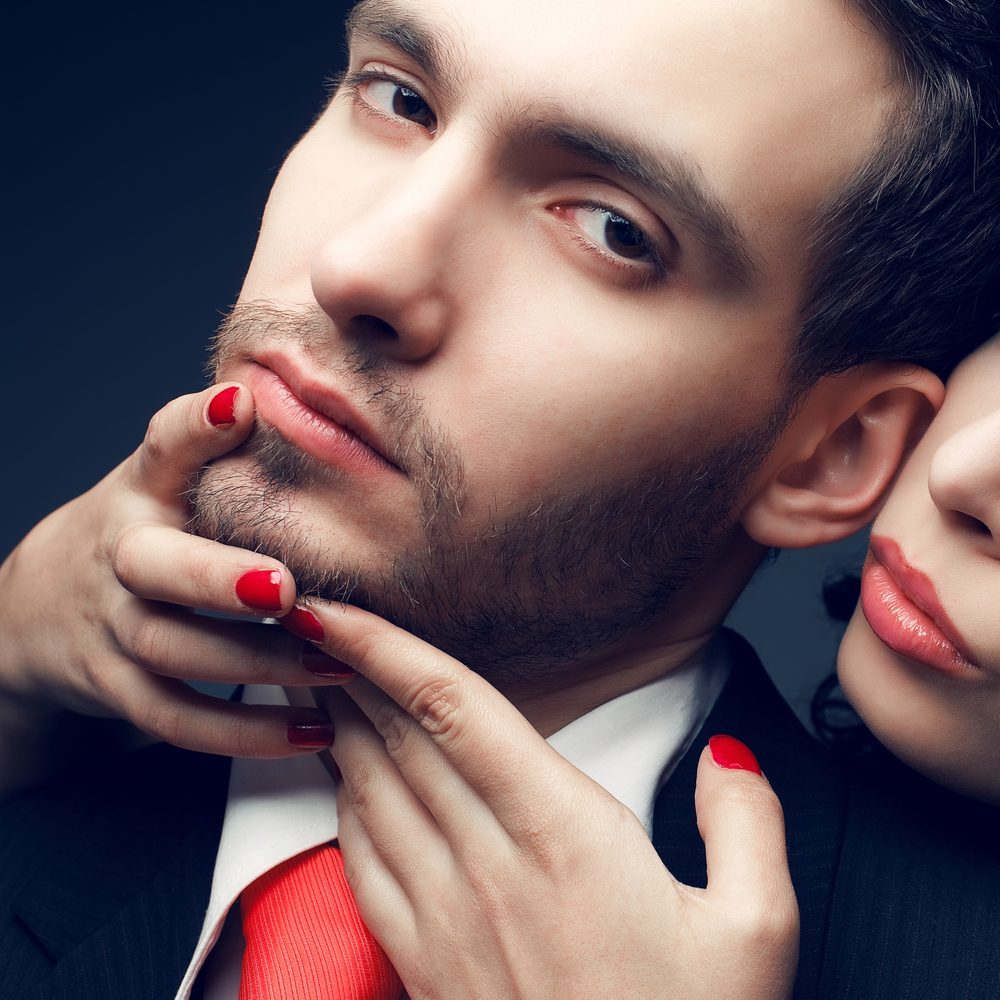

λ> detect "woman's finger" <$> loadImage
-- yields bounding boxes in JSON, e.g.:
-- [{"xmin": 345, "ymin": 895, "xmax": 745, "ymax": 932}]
[
  {"xmin": 326, "ymin": 685, "xmax": 454, "ymax": 895},
  {"xmin": 94, "ymin": 656, "xmax": 334, "ymax": 757},
  {"xmin": 695, "ymin": 735, "xmax": 799, "ymax": 933},
  {"xmin": 110, "ymin": 522, "xmax": 297, "ymax": 617},
  {"xmin": 323, "ymin": 675, "xmax": 503, "ymax": 852},
  {"xmin": 124, "ymin": 383, "xmax": 255, "ymax": 502},
  {"xmin": 295, "ymin": 600, "xmax": 573, "ymax": 834},
  {"xmin": 334, "ymin": 776, "xmax": 418, "ymax": 962},
  {"xmin": 110, "ymin": 604, "xmax": 356, "ymax": 687}
]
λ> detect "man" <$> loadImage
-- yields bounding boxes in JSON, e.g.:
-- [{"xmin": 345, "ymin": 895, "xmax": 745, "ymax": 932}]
[{"xmin": 1, "ymin": 0, "xmax": 999, "ymax": 997}]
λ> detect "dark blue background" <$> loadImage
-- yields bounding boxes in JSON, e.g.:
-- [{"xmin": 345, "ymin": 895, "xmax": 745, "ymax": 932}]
[
  {"xmin": 4, "ymin": 2, "xmax": 354, "ymax": 554},
  {"xmin": 3, "ymin": 2, "xmax": 854, "ymax": 717}
]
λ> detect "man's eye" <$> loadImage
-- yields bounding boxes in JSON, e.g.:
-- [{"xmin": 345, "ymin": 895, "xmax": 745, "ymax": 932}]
[
  {"xmin": 572, "ymin": 205, "xmax": 658, "ymax": 265},
  {"xmin": 360, "ymin": 77, "xmax": 437, "ymax": 132}
]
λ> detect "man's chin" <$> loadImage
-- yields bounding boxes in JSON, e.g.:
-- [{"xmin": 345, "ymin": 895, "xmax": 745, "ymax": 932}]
[
  {"xmin": 189, "ymin": 452, "xmax": 434, "ymax": 619},
  {"xmin": 189, "ymin": 454, "xmax": 338, "ymax": 582}
]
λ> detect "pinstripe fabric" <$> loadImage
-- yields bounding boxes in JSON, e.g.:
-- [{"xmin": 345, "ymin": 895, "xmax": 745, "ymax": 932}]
[
  {"xmin": 3, "ymin": 633, "xmax": 1000, "ymax": 999},
  {"xmin": 818, "ymin": 749, "xmax": 1000, "ymax": 1000},
  {"xmin": 0, "ymin": 742, "xmax": 228, "ymax": 1000}
]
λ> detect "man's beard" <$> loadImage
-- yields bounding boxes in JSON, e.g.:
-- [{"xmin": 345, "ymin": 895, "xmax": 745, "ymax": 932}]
[{"xmin": 190, "ymin": 302, "xmax": 786, "ymax": 683}]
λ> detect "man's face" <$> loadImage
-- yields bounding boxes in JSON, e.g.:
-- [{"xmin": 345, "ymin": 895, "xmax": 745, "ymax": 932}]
[{"xmin": 195, "ymin": 0, "xmax": 898, "ymax": 679}]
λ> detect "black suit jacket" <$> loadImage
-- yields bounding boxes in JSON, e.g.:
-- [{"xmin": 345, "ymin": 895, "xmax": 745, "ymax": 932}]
[{"xmin": 3, "ymin": 633, "xmax": 1000, "ymax": 1000}]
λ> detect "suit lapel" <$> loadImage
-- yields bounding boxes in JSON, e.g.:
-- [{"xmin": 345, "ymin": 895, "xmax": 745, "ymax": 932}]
[
  {"xmin": 652, "ymin": 631, "xmax": 848, "ymax": 1000},
  {"xmin": 819, "ymin": 748, "xmax": 1000, "ymax": 1000},
  {"xmin": 6, "ymin": 743, "xmax": 229, "ymax": 1000}
]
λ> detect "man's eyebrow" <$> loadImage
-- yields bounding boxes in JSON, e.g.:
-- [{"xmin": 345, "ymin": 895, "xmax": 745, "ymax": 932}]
[
  {"xmin": 344, "ymin": 0, "xmax": 758, "ymax": 287},
  {"xmin": 530, "ymin": 120, "xmax": 759, "ymax": 287},
  {"xmin": 345, "ymin": 0, "xmax": 450, "ymax": 83}
]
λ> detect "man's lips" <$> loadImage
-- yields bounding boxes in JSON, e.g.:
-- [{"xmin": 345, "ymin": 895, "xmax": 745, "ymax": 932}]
[
  {"xmin": 861, "ymin": 535, "xmax": 978, "ymax": 676},
  {"xmin": 244, "ymin": 357, "xmax": 401, "ymax": 476}
]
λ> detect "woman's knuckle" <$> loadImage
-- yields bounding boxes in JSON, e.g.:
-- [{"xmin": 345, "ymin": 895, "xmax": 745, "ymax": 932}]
[
  {"xmin": 331, "ymin": 628, "xmax": 376, "ymax": 670},
  {"xmin": 129, "ymin": 614, "xmax": 167, "ymax": 669},
  {"xmin": 372, "ymin": 702, "xmax": 409, "ymax": 754},
  {"xmin": 142, "ymin": 411, "xmax": 169, "ymax": 465},
  {"xmin": 109, "ymin": 524, "xmax": 142, "ymax": 586},
  {"xmin": 139, "ymin": 698, "xmax": 185, "ymax": 746},
  {"xmin": 340, "ymin": 853, "xmax": 362, "ymax": 893},
  {"xmin": 406, "ymin": 677, "xmax": 462, "ymax": 738},
  {"xmin": 343, "ymin": 760, "xmax": 381, "ymax": 820},
  {"xmin": 79, "ymin": 652, "xmax": 112, "ymax": 700},
  {"xmin": 716, "ymin": 780, "xmax": 784, "ymax": 826},
  {"xmin": 245, "ymin": 645, "xmax": 278, "ymax": 682},
  {"xmin": 229, "ymin": 713, "xmax": 262, "ymax": 757},
  {"xmin": 730, "ymin": 894, "xmax": 798, "ymax": 950},
  {"xmin": 187, "ymin": 552, "xmax": 218, "ymax": 601}
]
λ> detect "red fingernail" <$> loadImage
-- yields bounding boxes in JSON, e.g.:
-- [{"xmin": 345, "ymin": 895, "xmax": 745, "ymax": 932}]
[
  {"xmin": 301, "ymin": 648, "xmax": 355, "ymax": 679},
  {"xmin": 236, "ymin": 568, "xmax": 283, "ymax": 613},
  {"xmin": 282, "ymin": 606, "xmax": 325, "ymax": 642},
  {"xmin": 208, "ymin": 385, "xmax": 239, "ymax": 426},
  {"xmin": 287, "ymin": 719, "xmax": 334, "ymax": 748},
  {"xmin": 709, "ymin": 734, "xmax": 762, "ymax": 775}
]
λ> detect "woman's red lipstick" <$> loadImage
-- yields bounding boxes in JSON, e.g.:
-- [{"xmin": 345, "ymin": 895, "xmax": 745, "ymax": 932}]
[{"xmin": 861, "ymin": 535, "xmax": 978, "ymax": 676}]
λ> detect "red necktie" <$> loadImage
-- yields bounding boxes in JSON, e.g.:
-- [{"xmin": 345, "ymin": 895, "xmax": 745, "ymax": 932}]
[{"xmin": 239, "ymin": 843, "xmax": 402, "ymax": 1000}]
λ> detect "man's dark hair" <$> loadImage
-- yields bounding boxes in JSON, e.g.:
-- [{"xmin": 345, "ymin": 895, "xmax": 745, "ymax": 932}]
[{"xmin": 790, "ymin": 0, "xmax": 1000, "ymax": 390}]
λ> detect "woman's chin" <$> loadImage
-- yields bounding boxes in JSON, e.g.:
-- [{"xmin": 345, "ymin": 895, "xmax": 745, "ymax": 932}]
[{"xmin": 839, "ymin": 613, "xmax": 1000, "ymax": 805}]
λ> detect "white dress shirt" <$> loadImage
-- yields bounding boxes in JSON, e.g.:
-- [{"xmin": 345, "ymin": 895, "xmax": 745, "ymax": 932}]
[{"xmin": 174, "ymin": 632, "xmax": 732, "ymax": 1000}]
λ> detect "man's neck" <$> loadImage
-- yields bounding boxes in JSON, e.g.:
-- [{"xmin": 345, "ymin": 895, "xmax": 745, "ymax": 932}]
[
  {"xmin": 492, "ymin": 531, "xmax": 766, "ymax": 735},
  {"xmin": 493, "ymin": 627, "xmax": 719, "ymax": 737}
]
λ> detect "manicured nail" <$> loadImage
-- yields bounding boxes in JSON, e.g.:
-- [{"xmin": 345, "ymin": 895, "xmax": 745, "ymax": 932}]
[
  {"xmin": 709, "ymin": 734, "xmax": 762, "ymax": 775},
  {"xmin": 282, "ymin": 605, "xmax": 325, "ymax": 642},
  {"xmin": 287, "ymin": 719, "xmax": 334, "ymax": 749},
  {"xmin": 301, "ymin": 648, "xmax": 356, "ymax": 679},
  {"xmin": 208, "ymin": 385, "xmax": 239, "ymax": 426},
  {"xmin": 235, "ymin": 568, "xmax": 283, "ymax": 613}
]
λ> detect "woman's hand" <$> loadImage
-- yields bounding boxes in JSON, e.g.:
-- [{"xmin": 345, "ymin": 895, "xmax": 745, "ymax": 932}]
[
  {"xmin": 298, "ymin": 598, "xmax": 799, "ymax": 1000},
  {"xmin": 0, "ymin": 385, "xmax": 344, "ymax": 791}
]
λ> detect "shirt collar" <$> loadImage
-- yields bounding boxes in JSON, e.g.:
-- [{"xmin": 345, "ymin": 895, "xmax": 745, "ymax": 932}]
[
  {"xmin": 176, "ymin": 631, "xmax": 730, "ymax": 999},
  {"xmin": 548, "ymin": 631, "xmax": 730, "ymax": 834}
]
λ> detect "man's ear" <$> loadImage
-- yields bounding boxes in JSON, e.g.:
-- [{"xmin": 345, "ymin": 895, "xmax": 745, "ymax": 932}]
[{"xmin": 741, "ymin": 364, "xmax": 945, "ymax": 548}]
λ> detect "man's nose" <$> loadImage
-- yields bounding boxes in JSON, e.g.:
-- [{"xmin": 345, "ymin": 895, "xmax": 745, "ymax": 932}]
[
  {"xmin": 309, "ymin": 144, "xmax": 476, "ymax": 363},
  {"xmin": 927, "ymin": 408, "xmax": 1000, "ymax": 554}
]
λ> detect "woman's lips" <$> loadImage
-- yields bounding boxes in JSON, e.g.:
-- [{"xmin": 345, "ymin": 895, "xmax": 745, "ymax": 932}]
[
  {"xmin": 861, "ymin": 535, "xmax": 978, "ymax": 676},
  {"xmin": 246, "ymin": 363, "xmax": 399, "ymax": 476}
]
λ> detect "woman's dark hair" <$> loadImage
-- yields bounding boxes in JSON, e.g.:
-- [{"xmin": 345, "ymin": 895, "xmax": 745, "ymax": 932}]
[
  {"xmin": 811, "ymin": 571, "xmax": 876, "ymax": 755},
  {"xmin": 790, "ymin": 0, "xmax": 1000, "ymax": 392}
]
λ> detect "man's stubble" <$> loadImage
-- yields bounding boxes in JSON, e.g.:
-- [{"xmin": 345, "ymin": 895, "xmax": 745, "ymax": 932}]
[{"xmin": 190, "ymin": 303, "xmax": 784, "ymax": 683}]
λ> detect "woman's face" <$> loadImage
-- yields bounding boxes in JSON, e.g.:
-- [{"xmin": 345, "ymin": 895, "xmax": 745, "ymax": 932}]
[{"xmin": 839, "ymin": 336, "xmax": 1000, "ymax": 802}]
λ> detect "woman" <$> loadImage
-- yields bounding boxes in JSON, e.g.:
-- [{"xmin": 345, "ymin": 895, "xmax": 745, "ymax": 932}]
[{"xmin": 837, "ymin": 333, "xmax": 1000, "ymax": 804}]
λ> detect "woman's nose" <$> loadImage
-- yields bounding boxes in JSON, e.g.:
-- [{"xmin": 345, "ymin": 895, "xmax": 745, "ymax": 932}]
[{"xmin": 927, "ymin": 408, "xmax": 1000, "ymax": 552}]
